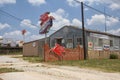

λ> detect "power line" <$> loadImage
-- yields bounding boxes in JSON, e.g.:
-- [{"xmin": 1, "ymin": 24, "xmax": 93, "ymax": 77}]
[
  {"xmin": 83, "ymin": 4, "xmax": 120, "ymax": 21},
  {"xmin": 0, "ymin": 9, "xmax": 58, "ymax": 35},
  {"xmin": 74, "ymin": 0, "xmax": 120, "ymax": 21},
  {"xmin": 100, "ymin": 0, "xmax": 120, "ymax": 18},
  {"xmin": 0, "ymin": 9, "xmax": 58, "ymax": 31},
  {"xmin": 0, "ymin": 9, "xmax": 39, "ymax": 27},
  {"xmin": 74, "ymin": 0, "xmax": 81, "ymax": 4},
  {"xmin": 0, "ymin": 9, "xmax": 22, "ymax": 21}
]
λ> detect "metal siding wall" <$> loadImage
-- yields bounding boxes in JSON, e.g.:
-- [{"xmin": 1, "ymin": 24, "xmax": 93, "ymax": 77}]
[
  {"xmin": 87, "ymin": 32, "xmax": 120, "ymax": 51},
  {"xmin": 50, "ymin": 27, "xmax": 83, "ymax": 48},
  {"xmin": 39, "ymin": 41, "xmax": 45, "ymax": 58},
  {"xmin": 23, "ymin": 41, "xmax": 39, "ymax": 56},
  {"xmin": 113, "ymin": 37, "xmax": 120, "ymax": 50}
]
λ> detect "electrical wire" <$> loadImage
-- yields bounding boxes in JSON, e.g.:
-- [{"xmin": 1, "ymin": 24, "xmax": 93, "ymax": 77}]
[
  {"xmin": 0, "ymin": 9, "xmax": 39, "ymax": 27},
  {"xmin": 0, "ymin": 9, "xmax": 58, "ymax": 33},
  {"xmin": 83, "ymin": 4, "xmax": 120, "ymax": 21},
  {"xmin": 1, "ymin": 1, "xmax": 120, "ymax": 33},
  {"xmin": 74, "ymin": 0, "xmax": 120, "ymax": 21}
]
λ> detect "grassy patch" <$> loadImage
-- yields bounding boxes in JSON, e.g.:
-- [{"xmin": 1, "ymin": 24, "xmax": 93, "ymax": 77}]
[
  {"xmin": 110, "ymin": 54, "xmax": 118, "ymax": 59},
  {"xmin": 48, "ymin": 59, "xmax": 120, "ymax": 72},
  {"xmin": 23, "ymin": 56, "xmax": 44, "ymax": 63},
  {"xmin": 0, "ymin": 68, "xmax": 23, "ymax": 73},
  {"xmin": 12, "ymin": 55, "xmax": 44, "ymax": 63}
]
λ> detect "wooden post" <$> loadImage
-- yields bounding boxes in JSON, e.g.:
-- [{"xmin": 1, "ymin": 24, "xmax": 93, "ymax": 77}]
[{"xmin": 81, "ymin": 2, "xmax": 87, "ymax": 60}]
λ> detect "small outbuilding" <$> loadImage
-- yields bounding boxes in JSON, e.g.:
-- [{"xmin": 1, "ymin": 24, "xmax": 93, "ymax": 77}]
[{"xmin": 23, "ymin": 38, "xmax": 48, "ymax": 57}]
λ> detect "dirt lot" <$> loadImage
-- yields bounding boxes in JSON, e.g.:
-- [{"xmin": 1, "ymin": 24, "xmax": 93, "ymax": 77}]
[{"xmin": 0, "ymin": 55, "xmax": 120, "ymax": 80}]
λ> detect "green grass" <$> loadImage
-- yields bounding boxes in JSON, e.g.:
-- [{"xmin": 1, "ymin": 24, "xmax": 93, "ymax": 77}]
[
  {"xmin": 47, "ymin": 59, "xmax": 120, "ymax": 72},
  {"xmin": 0, "ymin": 68, "xmax": 23, "ymax": 73},
  {"xmin": 23, "ymin": 56, "xmax": 44, "ymax": 63}
]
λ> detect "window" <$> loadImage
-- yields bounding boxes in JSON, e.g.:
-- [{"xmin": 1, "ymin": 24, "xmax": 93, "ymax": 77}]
[
  {"xmin": 77, "ymin": 38, "xmax": 82, "ymax": 45},
  {"xmin": 99, "ymin": 38, "xmax": 103, "ymax": 46},
  {"xmin": 56, "ymin": 38, "xmax": 62, "ymax": 45},
  {"xmin": 110, "ymin": 40, "xmax": 113, "ymax": 47},
  {"xmin": 66, "ymin": 39, "xmax": 73, "ymax": 48}
]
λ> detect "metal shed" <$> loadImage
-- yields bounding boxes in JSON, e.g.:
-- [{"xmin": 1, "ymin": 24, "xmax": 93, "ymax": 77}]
[{"xmin": 23, "ymin": 38, "xmax": 49, "ymax": 57}]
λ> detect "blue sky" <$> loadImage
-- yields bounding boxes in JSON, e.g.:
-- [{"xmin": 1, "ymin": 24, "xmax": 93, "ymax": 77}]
[{"xmin": 0, "ymin": 0, "xmax": 120, "ymax": 42}]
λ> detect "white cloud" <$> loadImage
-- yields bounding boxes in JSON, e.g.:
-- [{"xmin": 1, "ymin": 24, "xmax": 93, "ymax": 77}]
[
  {"xmin": 71, "ymin": 18, "xmax": 82, "ymax": 27},
  {"xmin": 66, "ymin": 0, "xmax": 120, "ymax": 10},
  {"xmin": 27, "ymin": 0, "xmax": 46, "ymax": 6},
  {"xmin": 108, "ymin": 28, "xmax": 120, "ymax": 35},
  {"xmin": 50, "ymin": 8, "xmax": 68, "ymax": 21},
  {"xmin": 0, "ymin": 0, "xmax": 16, "ymax": 5},
  {"xmin": 3, "ymin": 30, "xmax": 31, "ymax": 41},
  {"xmin": 52, "ymin": 18, "xmax": 70, "ymax": 30},
  {"xmin": 66, "ymin": 0, "xmax": 80, "ymax": 7},
  {"xmin": 87, "ymin": 14, "xmax": 105, "ymax": 26},
  {"xmin": 106, "ymin": 17, "xmax": 119, "ymax": 26},
  {"xmin": 55, "ymin": 8, "xmax": 68, "ymax": 17},
  {"xmin": 0, "ymin": 23, "xmax": 10, "ymax": 30},
  {"xmin": 107, "ymin": 0, "xmax": 120, "ymax": 10},
  {"xmin": 98, "ymin": 0, "xmax": 120, "ymax": 10},
  {"xmin": 27, "ymin": 35, "xmax": 44, "ymax": 42},
  {"xmin": 2, "ymin": 29, "xmax": 45, "ymax": 42},
  {"xmin": 66, "ymin": 0, "xmax": 101, "ymax": 7},
  {"xmin": 49, "ymin": 8, "xmax": 82, "ymax": 31},
  {"xmin": 20, "ymin": 19, "xmax": 37, "ymax": 29},
  {"xmin": 50, "ymin": 9, "xmax": 70, "ymax": 30},
  {"xmin": 3, "ymin": 30, "xmax": 23, "ymax": 40},
  {"xmin": 109, "ymin": 3, "xmax": 120, "ymax": 10},
  {"xmin": 87, "ymin": 14, "xmax": 119, "ymax": 27}
]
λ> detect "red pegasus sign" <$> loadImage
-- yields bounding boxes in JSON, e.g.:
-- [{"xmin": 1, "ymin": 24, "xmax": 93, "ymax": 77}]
[{"xmin": 39, "ymin": 12, "xmax": 55, "ymax": 34}]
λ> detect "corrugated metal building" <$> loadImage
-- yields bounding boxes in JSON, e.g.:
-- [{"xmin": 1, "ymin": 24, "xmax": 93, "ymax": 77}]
[
  {"xmin": 49, "ymin": 26, "xmax": 120, "ymax": 50},
  {"xmin": 23, "ymin": 26, "xmax": 120, "ymax": 59}
]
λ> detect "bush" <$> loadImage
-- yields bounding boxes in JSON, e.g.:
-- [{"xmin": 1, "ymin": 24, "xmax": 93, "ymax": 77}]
[{"xmin": 110, "ymin": 54, "xmax": 118, "ymax": 59}]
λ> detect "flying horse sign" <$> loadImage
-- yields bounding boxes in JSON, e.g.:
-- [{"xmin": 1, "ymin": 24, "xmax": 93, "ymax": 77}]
[
  {"xmin": 39, "ymin": 12, "xmax": 65, "ymax": 60},
  {"xmin": 39, "ymin": 12, "xmax": 55, "ymax": 34}
]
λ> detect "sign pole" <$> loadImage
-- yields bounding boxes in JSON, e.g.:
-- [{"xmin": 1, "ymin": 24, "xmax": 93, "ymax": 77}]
[{"xmin": 45, "ymin": 33, "xmax": 47, "ymax": 44}]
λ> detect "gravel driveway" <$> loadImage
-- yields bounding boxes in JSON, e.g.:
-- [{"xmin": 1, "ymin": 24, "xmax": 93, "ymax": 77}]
[{"xmin": 0, "ymin": 55, "xmax": 120, "ymax": 80}]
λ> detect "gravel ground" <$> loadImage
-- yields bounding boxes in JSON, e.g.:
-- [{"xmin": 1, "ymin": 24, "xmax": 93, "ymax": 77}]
[{"xmin": 0, "ymin": 55, "xmax": 120, "ymax": 80}]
